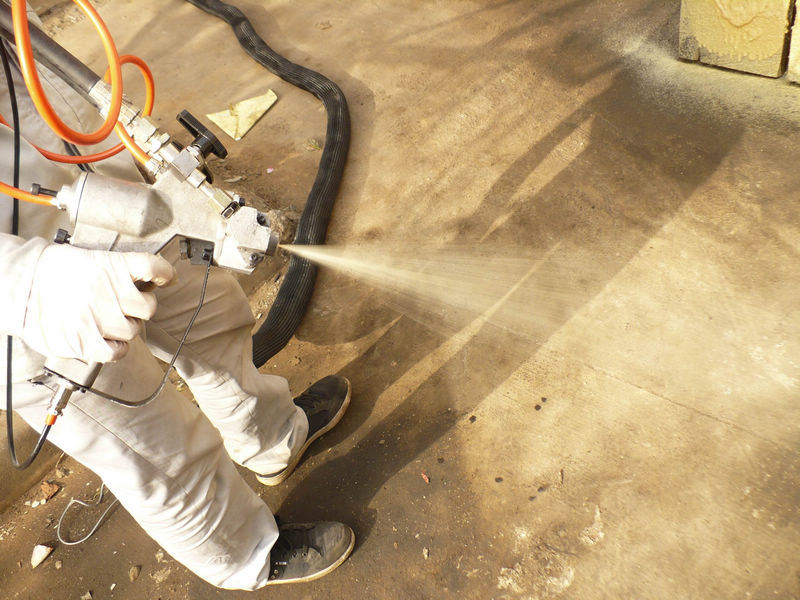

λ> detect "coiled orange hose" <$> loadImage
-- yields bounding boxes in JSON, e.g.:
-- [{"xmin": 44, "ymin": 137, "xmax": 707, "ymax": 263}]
[
  {"xmin": 11, "ymin": 0, "xmax": 124, "ymax": 146},
  {"xmin": 0, "ymin": 55, "xmax": 155, "ymax": 164},
  {"xmin": 104, "ymin": 55, "xmax": 153, "ymax": 165}
]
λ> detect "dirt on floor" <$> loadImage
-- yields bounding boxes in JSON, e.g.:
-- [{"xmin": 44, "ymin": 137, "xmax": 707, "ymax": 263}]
[{"xmin": 1, "ymin": 1, "xmax": 799, "ymax": 599}]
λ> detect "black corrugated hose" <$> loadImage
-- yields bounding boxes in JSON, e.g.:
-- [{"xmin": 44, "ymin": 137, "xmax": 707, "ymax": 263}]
[{"xmin": 186, "ymin": 0, "xmax": 351, "ymax": 367}]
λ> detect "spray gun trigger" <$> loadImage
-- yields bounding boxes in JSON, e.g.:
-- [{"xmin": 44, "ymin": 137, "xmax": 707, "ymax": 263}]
[{"xmin": 179, "ymin": 238, "xmax": 216, "ymax": 266}]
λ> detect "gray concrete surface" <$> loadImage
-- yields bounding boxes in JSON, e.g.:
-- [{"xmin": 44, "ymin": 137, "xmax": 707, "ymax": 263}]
[{"xmin": 1, "ymin": 1, "xmax": 799, "ymax": 598}]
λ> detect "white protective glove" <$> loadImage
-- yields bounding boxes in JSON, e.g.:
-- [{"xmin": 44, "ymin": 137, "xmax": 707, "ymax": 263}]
[{"xmin": 22, "ymin": 244, "xmax": 177, "ymax": 363}]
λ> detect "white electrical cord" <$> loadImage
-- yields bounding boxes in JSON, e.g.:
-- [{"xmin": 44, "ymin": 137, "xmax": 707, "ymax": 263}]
[{"xmin": 56, "ymin": 482, "xmax": 118, "ymax": 546}]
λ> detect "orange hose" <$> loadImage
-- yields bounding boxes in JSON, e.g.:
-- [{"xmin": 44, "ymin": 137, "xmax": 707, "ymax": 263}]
[
  {"xmin": 0, "ymin": 55, "xmax": 156, "ymax": 164},
  {"xmin": 107, "ymin": 55, "xmax": 155, "ymax": 115},
  {"xmin": 0, "ymin": 181, "xmax": 53, "ymax": 205},
  {"xmin": 113, "ymin": 122, "xmax": 149, "ymax": 164},
  {"xmin": 0, "ymin": 112, "xmax": 124, "ymax": 162},
  {"xmin": 12, "ymin": 0, "xmax": 123, "ymax": 146},
  {"xmin": 104, "ymin": 55, "xmax": 153, "ymax": 165}
]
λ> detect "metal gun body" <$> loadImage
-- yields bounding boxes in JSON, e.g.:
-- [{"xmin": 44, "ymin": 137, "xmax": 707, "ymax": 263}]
[{"xmin": 40, "ymin": 84, "xmax": 278, "ymax": 420}]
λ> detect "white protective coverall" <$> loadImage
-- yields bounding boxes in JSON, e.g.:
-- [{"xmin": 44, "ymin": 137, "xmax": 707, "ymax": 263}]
[{"xmin": 0, "ymin": 38, "xmax": 308, "ymax": 590}]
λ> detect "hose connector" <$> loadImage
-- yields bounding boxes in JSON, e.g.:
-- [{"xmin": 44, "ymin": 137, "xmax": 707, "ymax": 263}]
[{"xmin": 44, "ymin": 382, "xmax": 78, "ymax": 426}]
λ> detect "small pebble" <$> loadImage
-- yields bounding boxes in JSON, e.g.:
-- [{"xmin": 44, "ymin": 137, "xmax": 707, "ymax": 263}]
[
  {"xmin": 469, "ymin": 415, "xmax": 477, "ymax": 423},
  {"xmin": 40, "ymin": 481, "xmax": 60, "ymax": 500},
  {"xmin": 55, "ymin": 560, "xmax": 62, "ymax": 570},
  {"xmin": 422, "ymin": 547, "xmax": 429, "ymax": 560},
  {"xmin": 129, "ymin": 565, "xmax": 141, "ymax": 582}
]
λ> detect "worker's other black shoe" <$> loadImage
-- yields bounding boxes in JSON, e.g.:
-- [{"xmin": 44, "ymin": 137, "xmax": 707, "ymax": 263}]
[
  {"xmin": 257, "ymin": 375, "xmax": 351, "ymax": 486},
  {"xmin": 266, "ymin": 522, "xmax": 355, "ymax": 585}
]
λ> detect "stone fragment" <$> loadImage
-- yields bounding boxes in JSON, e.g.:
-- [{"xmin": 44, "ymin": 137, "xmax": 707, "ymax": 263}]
[
  {"xmin": 129, "ymin": 565, "xmax": 141, "ymax": 582},
  {"xmin": 30, "ymin": 544, "xmax": 53, "ymax": 568},
  {"xmin": 40, "ymin": 481, "xmax": 60, "ymax": 501},
  {"xmin": 150, "ymin": 566, "xmax": 171, "ymax": 584},
  {"xmin": 678, "ymin": 0, "xmax": 793, "ymax": 77}
]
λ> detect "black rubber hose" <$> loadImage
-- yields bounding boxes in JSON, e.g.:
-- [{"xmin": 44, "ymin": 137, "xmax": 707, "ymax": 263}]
[
  {"xmin": 186, "ymin": 0, "xmax": 350, "ymax": 367},
  {"xmin": 0, "ymin": 3, "xmax": 100, "ymax": 98}
]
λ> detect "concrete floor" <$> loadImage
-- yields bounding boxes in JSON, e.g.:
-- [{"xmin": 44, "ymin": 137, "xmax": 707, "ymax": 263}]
[{"xmin": 1, "ymin": 0, "xmax": 799, "ymax": 598}]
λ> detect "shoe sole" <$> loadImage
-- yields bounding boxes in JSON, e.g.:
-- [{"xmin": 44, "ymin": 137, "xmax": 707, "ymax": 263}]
[
  {"xmin": 265, "ymin": 526, "xmax": 356, "ymax": 586},
  {"xmin": 257, "ymin": 377, "xmax": 351, "ymax": 486}
]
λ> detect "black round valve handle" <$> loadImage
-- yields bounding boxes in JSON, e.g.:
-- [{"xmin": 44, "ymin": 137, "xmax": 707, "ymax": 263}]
[{"xmin": 176, "ymin": 109, "xmax": 228, "ymax": 159}]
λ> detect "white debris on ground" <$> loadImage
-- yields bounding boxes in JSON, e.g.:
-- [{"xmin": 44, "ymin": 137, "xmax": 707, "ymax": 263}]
[
  {"xmin": 579, "ymin": 506, "xmax": 605, "ymax": 546},
  {"xmin": 206, "ymin": 90, "xmax": 277, "ymax": 141},
  {"xmin": 30, "ymin": 544, "xmax": 53, "ymax": 568}
]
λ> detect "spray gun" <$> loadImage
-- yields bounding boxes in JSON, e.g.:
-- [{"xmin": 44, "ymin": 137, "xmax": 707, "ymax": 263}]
[{"xmin": 36, "ymin": 83, "xmax": 279, "ymax": 425}]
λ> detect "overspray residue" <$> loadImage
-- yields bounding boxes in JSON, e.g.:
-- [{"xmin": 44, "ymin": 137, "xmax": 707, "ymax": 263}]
[{"xmin": 280, "ymin": 242, "xmax": 593, "ymax": 341}]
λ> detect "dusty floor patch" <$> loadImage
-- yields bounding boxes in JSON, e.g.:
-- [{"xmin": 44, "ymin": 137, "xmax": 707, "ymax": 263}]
[{"xmin": 0, "ymin": 1, "xmax": 798, "ymax": 599}]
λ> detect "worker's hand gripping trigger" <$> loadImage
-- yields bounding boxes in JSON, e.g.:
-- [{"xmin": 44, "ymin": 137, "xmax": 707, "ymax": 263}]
[{"xmin": 28, "ymin": 243, "xmax": 177, "ymax": 424}]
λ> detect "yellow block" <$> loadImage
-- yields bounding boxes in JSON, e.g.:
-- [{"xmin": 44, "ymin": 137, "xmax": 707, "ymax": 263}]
[{"xmin": 678, "ymin": 0, "xmax": 793, "ymax": 77}]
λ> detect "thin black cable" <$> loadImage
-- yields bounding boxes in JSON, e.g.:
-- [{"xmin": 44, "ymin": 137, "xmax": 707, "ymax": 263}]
[
  {"xmin": 86, "ymin": 255, "xmax": 213, "ymax": 407},
  {"xmin": 2, "ymin": 40, "xmax": 51, "ymax": 469},
  {"xmin": 62, "ymin": 140, "xmax": 94, "ymax": 173},
  {"xmin": 1, "ymin": 41, "xmax": 19, "ymax": 233}
]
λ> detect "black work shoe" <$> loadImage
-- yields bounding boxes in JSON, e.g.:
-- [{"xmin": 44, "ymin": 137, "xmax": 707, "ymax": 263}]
[
  {"xmin": 257, "ymin": 375, "xmax": 351, "ymax": 486},
  {"xmin": 267, "ymin": 521, "xmax": 355, "ymax": 585}
]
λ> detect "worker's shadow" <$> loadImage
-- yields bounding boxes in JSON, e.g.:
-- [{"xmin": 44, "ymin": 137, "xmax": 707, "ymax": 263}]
[{"xmin": 270, "ymin": 2, "xmax": 757, "ymax": 547}]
